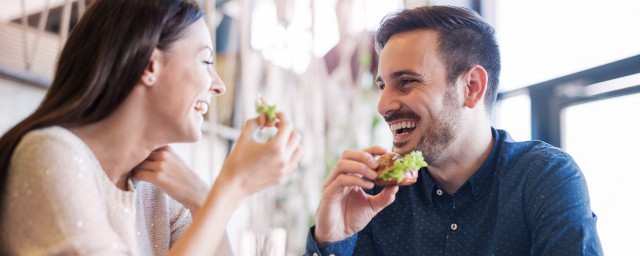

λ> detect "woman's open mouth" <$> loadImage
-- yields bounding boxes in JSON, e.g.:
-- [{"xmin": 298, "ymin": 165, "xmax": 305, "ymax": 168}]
[{"xmin": 194, "ymin": 101, "xmax": 209, "ymax": 115}]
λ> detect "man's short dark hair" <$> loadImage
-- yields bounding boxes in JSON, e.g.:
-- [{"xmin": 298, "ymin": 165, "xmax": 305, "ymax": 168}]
[{"xmin": 376, "ymin": 5, "xmax": 501, "ymax": 111}]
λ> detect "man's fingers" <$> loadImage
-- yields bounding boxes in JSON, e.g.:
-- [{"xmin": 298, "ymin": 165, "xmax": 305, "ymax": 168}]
[
  {"xmin": 361, "ymin": 145, "xmax": 389, "ymax": 157},
  {"xmin": 369, "ymin": 185, "xmax": 399, "ymax": 213},
  {"xmin": 340, "ymin": 149, "xmax": 379, "ymax": 169},
  {"xmin": 324, "ymin": 174, "xmax": 375, "ymax": 195},
  {"xmin": 326, "ymin": 159, "xmax": 378, "ymax": 184}
]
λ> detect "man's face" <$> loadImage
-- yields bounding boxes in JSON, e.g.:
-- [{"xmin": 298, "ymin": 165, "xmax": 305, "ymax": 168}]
[{"xmin": 376, "ymin": 29, "xmax": 463, "ymax": 165}]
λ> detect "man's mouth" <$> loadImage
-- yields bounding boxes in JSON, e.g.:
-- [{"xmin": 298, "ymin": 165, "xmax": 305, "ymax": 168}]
[
  {"xmin": 194, "ymin": 101, "xmax": 209, "ymax": 115},
  {"xmin": 390, "ymin": 120, "xmax": 417, "ymax": 137}
]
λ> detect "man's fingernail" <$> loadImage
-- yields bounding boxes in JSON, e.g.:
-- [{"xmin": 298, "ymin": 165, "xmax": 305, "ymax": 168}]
[{"xmin": 368, "ymin": 157, "xmax": 377, "ymax": 166}]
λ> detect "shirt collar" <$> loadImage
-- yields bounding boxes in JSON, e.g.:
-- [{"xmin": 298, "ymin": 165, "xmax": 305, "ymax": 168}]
[
  {"xmin": 421, "ymin": 167, "xmax": 438, "ymax": 204},
  {"xmin": 467, "ymin": 127, "xmax": 502, "ymax": 200},
  {"xmin": 415, "ymin": 127, "xmax": 504, "ymax": 203}
]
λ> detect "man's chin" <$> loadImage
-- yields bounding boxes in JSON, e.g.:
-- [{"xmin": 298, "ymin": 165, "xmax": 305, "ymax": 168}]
[{"xmin": 393, "ymin": 142, "xmax": 418, "ymax": 155}]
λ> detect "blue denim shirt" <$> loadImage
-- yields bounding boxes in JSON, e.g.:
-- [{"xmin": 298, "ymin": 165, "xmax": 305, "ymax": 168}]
[{"xmin": 306, "ymin": 128, "xmax": 602, "ymax": 255}]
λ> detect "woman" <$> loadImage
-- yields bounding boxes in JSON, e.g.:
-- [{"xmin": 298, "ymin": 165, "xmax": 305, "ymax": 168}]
[{"xmin": 0, "ymin": 0, "xmax": 302, "ymax": 255}]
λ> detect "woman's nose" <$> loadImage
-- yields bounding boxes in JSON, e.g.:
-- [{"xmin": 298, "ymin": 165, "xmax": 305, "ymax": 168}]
[{"xmin": 209, "ymin": 71, "xmax": 226, "ymax": 95}]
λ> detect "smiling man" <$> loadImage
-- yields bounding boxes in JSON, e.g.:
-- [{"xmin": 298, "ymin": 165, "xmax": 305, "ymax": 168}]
[{"xmin": 306, "ymin": 5, "xmax": 602, "ymax": 256}]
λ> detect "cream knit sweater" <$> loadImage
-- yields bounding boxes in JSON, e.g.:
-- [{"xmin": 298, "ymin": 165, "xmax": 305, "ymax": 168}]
[{"xmin": 2, "ymin": 126, "xmax": 192, "ymax": 255}]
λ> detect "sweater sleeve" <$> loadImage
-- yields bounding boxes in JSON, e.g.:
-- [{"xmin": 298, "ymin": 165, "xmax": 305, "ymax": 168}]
[
  {"xmin": 168, "ymin": 194, "xmax": 192, "ymax": 247},
  {"xmin": 2, "ymin": 129, "xmax": 131, "ymax": 255}
]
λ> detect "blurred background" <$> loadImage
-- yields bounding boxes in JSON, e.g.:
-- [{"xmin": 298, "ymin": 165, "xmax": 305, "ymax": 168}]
[{"xmin": 0, "ymin": 0, "xmax": 639, "ymax": 255}]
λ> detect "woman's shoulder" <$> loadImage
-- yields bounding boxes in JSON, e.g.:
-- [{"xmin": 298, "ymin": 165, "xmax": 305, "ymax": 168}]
[
  {"xmin": 14, "ymin": 126, "xmax": 90, "ymax": 159},
  {"xmin": 11, "ymin": 126, "xmax": 99, "ymax": 177},
  {"xmin": 18, "ymin": 126, "xmax": 81, "ymax": 148}
]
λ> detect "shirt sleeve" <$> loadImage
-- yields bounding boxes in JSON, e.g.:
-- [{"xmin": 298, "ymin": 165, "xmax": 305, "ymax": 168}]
[
  {"xmin": 3, "ymin": 130, "xmax": 130, "ymax": 255},
  {"xmin": 305, "ymin": 226, "xmax": 358, "ymax": 256},
  {"xmin": 168, "ymin": 195, "xmax": 193, "ymax": 247},
  {"xmin": 525, "ymin": 150, "xmax": 603, "ymax": 255},
  {"xmin": 353, "ymin": 223, "xmax": 377, "ymax": 255}
]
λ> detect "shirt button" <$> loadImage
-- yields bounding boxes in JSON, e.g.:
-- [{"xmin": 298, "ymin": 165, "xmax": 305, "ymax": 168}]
[
  {"xmin": 329, "ymin": 254, "xmax": 336, "ymax": 256},
  {"xmin": 450, "ymin": 223, "xmax": 458, "ymax": 231},
  {"xmin": 436, "ymin": 189, "xmax": 443, "ymax": 196},
  {"xmin": 313, "ymin": 253, "xmax": 318, "ymax": 256}
]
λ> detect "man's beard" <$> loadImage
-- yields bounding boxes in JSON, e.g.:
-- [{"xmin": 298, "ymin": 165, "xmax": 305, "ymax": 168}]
[{"xmin": 414, "ymin": 87, "xmax": 462, "ymax": 165}]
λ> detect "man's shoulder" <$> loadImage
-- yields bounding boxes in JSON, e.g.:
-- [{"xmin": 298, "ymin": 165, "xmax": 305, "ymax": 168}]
[
  {"xmin": 496, "ymin": 129, "xmax": 572, "ymax": 167},
  {"xmin": 496, "ymin": 130, "xmax": 580, "ymax": 182}
]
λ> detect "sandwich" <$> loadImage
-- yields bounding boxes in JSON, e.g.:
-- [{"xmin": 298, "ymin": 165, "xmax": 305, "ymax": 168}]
[{"xmin": 374, "ymin": 151, "xmax": 428, "ymax": 186}]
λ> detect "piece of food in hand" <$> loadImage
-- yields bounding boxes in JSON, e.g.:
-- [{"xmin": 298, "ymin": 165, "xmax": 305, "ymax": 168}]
[
  {"xmin": 253, "ymin": 96, "xmax": 279, "ymax": 143},
  {"xmin": 374, "ymin": 151, "xmax": 428, "ymax": 186},
  {"xmin": 255, "ymin": 96, "xmax": 277, "ymax": 127}
]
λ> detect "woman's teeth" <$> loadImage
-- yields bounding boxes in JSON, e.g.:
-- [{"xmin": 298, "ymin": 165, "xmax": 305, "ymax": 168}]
[{"xmin": 195, "ymin": 101, "xmax": 209, "ymax": 115}]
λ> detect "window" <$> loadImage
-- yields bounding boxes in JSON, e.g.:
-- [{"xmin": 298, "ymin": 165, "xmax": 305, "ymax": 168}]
[
  {"xmin": 492, "ymin": 93, "xmax": 531, "ymax": 141},
  {"xmin": 495, "ymin": 0, "xmax": 640, "ymax": 92},
  {"xmin": 563, "ymin": 93, "xmax": 640, "ymax": 255}
]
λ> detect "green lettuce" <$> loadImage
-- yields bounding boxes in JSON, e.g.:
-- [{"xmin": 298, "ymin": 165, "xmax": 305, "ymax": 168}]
[
  {"xmin": 256, "ymin": 103, "xmax": 277, "ymax": 121},
  {"xmin": 379, "ymin": 151, "xmax": 428, "ymax": 183}
]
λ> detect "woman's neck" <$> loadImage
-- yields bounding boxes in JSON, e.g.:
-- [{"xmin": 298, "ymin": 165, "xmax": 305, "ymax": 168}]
[{"xmin": 69, "ymin": 111, "xmax": 159, "ymax": 191}]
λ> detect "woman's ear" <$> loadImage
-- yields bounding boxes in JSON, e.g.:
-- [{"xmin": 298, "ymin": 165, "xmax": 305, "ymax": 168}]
[
  {"xmin": 141, "ymin": 49, "xmax": 162, "ymax": 86},
  {"xmin": 463, "ymin": 65, "xmax": 488, "ymax": 109}
]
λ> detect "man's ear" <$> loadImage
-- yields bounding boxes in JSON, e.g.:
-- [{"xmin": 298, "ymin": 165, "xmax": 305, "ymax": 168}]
[
  {"xmin": 141, "ymin": 49, "xmax": 162, "ymax": 86},
  {"xmin": 463, "ymin": 65, "xmax": 488, "ymax": 109}
]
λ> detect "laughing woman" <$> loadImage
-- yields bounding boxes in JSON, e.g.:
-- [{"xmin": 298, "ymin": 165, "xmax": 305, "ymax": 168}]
[{"xmin": 0, "ymin": 0, "xmax": 302, "ymax": 255}]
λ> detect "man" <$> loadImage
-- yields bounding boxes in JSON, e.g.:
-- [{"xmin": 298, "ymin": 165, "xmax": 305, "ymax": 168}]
[{"xmin": 306, "ymin": 5, "xmax": 602, "ymax": 256}]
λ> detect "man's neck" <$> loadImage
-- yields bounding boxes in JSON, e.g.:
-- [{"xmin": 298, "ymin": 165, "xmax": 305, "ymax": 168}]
[{"xmin": 428, "ymin": 126, "xmax": 494, "ymax": 194}]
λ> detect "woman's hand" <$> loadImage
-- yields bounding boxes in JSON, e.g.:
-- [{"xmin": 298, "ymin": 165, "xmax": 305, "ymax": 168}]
[
  {"xmin": 217, "ymin": 111, "xmax": 303, "ymax": 199},
  {"xmin": 167, "ymin": 112, "xmax": 302, "ymax": 256},
  {"xmin": 132, "ymin": 145, "xmax": 209, "ymax": 216}
]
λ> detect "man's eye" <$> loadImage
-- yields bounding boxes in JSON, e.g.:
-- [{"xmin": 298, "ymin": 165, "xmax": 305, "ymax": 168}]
[
  {"xmin": 376, "ymin": 83, "xmax": 385, "ymax": 90},
  {"xmin": 400, "ymin": 78, "xmax": 417, "ymax": 86}
]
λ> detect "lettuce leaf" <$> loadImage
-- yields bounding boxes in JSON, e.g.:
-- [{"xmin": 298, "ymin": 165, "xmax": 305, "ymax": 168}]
[
  {"xmin": 379, "ymin": 151, "xmax": 428, "ymax": 183},
  {"xmin": 256, "ymin": 103, "xmax": 277, "ymax": 121}
]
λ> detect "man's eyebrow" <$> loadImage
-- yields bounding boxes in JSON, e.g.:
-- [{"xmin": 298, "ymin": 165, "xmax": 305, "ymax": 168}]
[{"xmin": 376, "ymin": 70, "xmax": 424, "ymax": 83}]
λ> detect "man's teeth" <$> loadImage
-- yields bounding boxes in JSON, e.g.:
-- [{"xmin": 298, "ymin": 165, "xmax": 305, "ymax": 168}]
[
  {"xmin": 195, "ymin": 101, "xmax": 209, "ymax": 115},
  {"xmin": 390, "ymin": 121, "xmax": 417, "ymax": 132}
]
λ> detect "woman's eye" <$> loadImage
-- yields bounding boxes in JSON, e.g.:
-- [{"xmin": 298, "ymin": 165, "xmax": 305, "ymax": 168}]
[
  {"xmin": 203, "ymin": 60, "xmax": 214, "ymax": 65},
  {"xmin": 376, "ymin": 83, "xmax": 385, "ymax": 90}
]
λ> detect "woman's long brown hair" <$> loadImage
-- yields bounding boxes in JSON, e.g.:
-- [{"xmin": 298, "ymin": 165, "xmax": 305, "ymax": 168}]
[{"xmin": 0, "ymin": 0, "xmax": 204, "ymax": 237}]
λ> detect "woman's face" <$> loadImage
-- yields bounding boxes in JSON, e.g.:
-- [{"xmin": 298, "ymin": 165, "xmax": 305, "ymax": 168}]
[{"xmin": 151, "ymin": 19, "xmax": 225, "ymax": 142}]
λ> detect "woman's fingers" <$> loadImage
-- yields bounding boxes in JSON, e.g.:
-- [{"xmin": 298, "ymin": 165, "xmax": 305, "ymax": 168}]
[
  {"xmin": 272, "ymin": 112, "xmax": 293, "ymax": 145},
  {"xmin": 237, "ymin": 118, "xmax": 260, "ymax": 143},
  {"xmin": 285, "ymin": 145, "xmax": 303, "ymax": 174}
]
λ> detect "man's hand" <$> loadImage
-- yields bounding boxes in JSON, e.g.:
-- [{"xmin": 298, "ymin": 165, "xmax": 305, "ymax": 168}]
[{"xmin": 314, "ymin": 146, "xmax": 399, "ymax": 244}]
